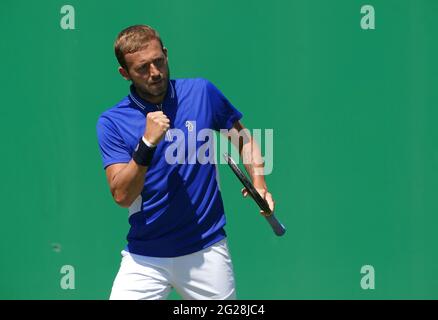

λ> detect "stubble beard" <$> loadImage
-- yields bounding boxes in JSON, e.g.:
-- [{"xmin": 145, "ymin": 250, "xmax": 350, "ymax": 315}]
[{"xmin": 137, "ymin": 66, "xmax": 171, "ymax": 101}]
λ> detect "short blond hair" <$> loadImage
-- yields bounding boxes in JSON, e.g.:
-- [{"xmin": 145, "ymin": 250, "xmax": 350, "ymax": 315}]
[{"xmin": 114, "ymin": 25, "xmax": 164, "ymax": 69}]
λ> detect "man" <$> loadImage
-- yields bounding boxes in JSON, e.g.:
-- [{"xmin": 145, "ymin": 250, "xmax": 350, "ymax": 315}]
[{"xmin": 96, "ymin": 25, "xmax": 275, "ymax": 300}]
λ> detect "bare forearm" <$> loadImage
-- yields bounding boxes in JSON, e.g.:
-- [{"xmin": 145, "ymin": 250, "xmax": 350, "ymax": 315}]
[
  {"xmin": 105, "ymin": 111, "xmax": 169, "ymax": 209},
  {"xmin": 240, "ymin": 138, "xmax": 266, "ymax": 189},
  {"xmin": 110, "ymin": 160, "xmax": 148, "ymax": 207},
  {"xmin": 227, "ymin": 121, "xmax": 267, "ymax": 189},
  {"xmin": 226, "ymin": 120, "xmax": 275, "ymax": 214}
]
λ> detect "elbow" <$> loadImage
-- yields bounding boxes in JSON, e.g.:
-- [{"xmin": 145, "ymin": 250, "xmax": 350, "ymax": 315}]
[
  {"xmin": 113, "ymin": 191, "xmax": 134, "ymax": 208},
  {"xmin": 115, "ymin": 199, "xmax": 132, "ymax": 208}
]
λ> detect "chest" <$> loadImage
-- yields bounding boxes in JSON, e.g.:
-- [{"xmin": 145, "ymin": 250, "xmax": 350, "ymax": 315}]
[{"xmin": 124, "ymin": 96, "xmax": 215, "ymax": 157}]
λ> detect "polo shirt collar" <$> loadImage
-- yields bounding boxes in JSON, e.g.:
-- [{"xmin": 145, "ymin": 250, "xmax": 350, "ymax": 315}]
[{"xmin": 129, "ymin": 80, "xmax": 175, "ymax": 111}]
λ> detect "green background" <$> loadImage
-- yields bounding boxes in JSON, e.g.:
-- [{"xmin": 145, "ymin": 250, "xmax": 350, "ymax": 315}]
[{"xmin": 1, "ymin": 0, "xmax": 437, "ymax": 299}]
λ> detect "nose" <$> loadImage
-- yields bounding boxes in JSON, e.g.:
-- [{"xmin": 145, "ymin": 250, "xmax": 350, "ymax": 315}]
[{"xmin": 149, "ymin": 63, "xmax": 161, "ymax": 78}]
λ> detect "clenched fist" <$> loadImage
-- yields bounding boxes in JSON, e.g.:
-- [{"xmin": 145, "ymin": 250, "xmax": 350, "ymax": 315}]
[{"xmin": 144, "ymin": 111, "xmax": 170, "ymax": 145}]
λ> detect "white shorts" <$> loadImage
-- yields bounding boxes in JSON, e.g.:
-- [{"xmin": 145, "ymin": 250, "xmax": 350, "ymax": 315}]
[{"xmin": 109, "ymin": 238, "xmax": 236, "ymax": 300}]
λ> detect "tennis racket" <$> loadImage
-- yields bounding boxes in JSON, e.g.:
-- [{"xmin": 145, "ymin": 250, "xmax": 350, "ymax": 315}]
[{"xmin": 223, "ymin": 153, "xmax": 286, "ymax": 236}]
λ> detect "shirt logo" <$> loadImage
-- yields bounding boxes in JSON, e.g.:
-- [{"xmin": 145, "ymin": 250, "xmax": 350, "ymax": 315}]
[
  {"xmin": 166, "ymin": 131, "xmax": 172, "ymax": 141},
  {"xmin": 185, "ymin": 121, "xmax": 194, "ymax": 132}
]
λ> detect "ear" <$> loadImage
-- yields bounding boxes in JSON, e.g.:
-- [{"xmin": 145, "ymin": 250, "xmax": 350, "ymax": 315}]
[
  {"xmin": 118, "ymin": 66, "xmax": 131, "ymax": 81},
  {"xmin": 163, "ymin": 47, "xmax": 168, "ymax": 58}
]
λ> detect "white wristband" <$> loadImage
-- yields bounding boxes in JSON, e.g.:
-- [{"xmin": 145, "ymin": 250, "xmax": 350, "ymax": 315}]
[{"xmin": 142, "ymin": 136, "xmax": 156, "ymax": 148}]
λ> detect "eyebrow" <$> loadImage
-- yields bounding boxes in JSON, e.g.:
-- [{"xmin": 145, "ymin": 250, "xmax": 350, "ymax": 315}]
[{"xmin": 136, "ymin": 56, "xmax": 165, "ymax": 68}]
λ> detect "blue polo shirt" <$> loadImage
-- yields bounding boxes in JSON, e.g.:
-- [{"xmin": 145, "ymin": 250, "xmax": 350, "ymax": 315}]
[{"xmin": 96, "ymin": 78, "xmax": 242, "ymax": 257}]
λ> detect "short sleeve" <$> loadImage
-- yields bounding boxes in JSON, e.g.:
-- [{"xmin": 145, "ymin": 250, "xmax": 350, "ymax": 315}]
[
  {"xmin": 96, "ymin": 115, "xmax": 132, "ymax": 169},
  {"xmin": 206, "ymin": 80, "xmax": 243, "ymax": 131}
]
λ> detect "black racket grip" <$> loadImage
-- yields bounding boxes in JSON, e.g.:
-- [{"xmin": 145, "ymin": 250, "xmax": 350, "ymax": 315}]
[
  {"xmin": 265, "ymin": 214, "xmax": 287, "ymax": 236},
  {"xmin": 251, "ymin": 190, "xmax": 286, "ymax": 236}
]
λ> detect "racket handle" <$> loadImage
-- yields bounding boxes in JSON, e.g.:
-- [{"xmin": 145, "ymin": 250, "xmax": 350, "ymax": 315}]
[
  {"xmin": 251, "ymin": 190, "xmax": 286, "ymax": 236},
  {"xmin": 265, "ymin": 214, "xmax": 286, "ymax": 236}
]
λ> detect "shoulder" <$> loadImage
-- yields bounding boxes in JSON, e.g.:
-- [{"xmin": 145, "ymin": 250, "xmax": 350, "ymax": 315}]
[
  {"xmin": 96, "ymin": 96, "xmax": 135, "ymax": 129},
  {"xmin": 174, "ymin": 77, "xmax": 214, "ymax": 93},
  {"xmin": 173, "ymin": 78, "xmax": 225, "ymax": 102}
]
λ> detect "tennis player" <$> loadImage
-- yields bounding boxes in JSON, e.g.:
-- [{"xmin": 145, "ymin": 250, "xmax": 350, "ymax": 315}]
[{"xmin": 96, "ymin": 25, "xmax": 275, "ymax": 300}]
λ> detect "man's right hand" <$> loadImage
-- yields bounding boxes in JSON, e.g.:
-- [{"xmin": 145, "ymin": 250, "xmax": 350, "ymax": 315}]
[{"xmin": 144, "ymin": 111, "xmax": 170, "ymax": 145}]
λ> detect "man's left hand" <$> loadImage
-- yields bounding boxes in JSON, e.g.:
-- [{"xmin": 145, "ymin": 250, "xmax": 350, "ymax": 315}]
[{"xmin": 241, "ymin": 187, "xmax": 275, "ymax": 217}]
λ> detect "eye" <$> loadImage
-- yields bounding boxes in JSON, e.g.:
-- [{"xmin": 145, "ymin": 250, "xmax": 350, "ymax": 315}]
[
  {"xmin": 137, "ymin": 63, "xmax": 149, "ymax": 73},
  {"xmin": 153, "ymin": 57, "xmax": 165, "ymax": 68}
]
